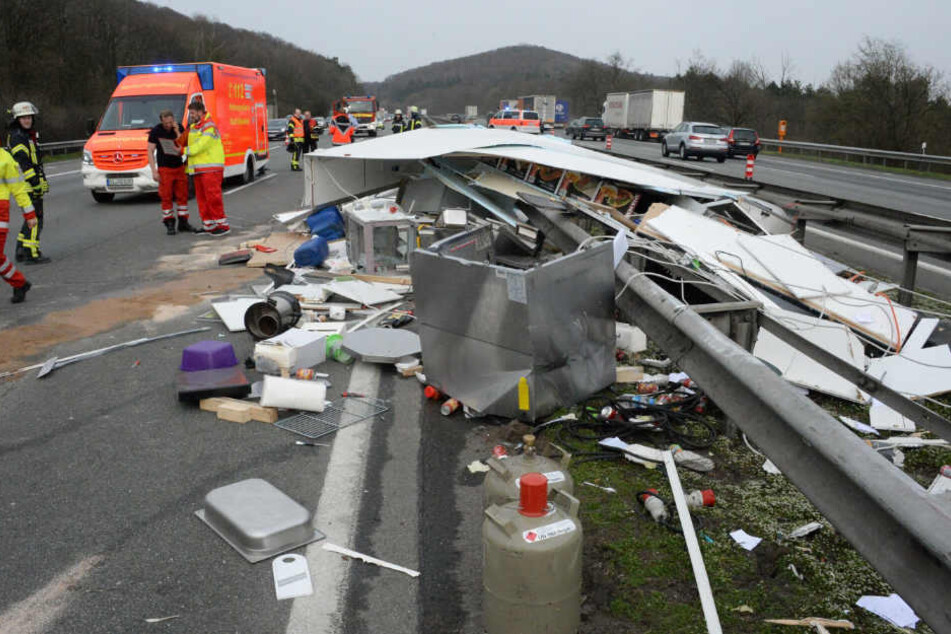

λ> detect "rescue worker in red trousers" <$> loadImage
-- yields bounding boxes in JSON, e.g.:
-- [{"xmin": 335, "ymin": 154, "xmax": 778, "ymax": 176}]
[
  {"xmin": 6, "ymin": 101, "xmax": 49, "ymax": 264},
  {"xmin": 329, "ymin": 109, "xmax": 354, "ymax": 145},
  {"xmin": 302, "ymin": 110, "xmax": 318, "ymax": 154},
  {"xmin": 183, "ymin": 99, "xmax": 230, "ymax": 236},
  {"xmin": 148, "ymin": 109, "xmax": 194, "ymax": 235},
  {"xmin": 0, "ymin": 147, "xmax": 36, "ymax": 303},
  {"xmin": 287, "ymin": 108, "xmax": 305, "ymax": 171}
]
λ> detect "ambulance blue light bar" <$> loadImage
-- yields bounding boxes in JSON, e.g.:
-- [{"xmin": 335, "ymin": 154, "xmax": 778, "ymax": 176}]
[{"xmin": 116, "ymin": 64, "xmax": 215, "ymax": 90}]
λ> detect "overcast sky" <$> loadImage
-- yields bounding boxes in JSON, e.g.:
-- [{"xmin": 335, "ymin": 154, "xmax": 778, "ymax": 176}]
[{"xmin": 150, "ymin": 0, "xmax": 950, "ymax": 86}]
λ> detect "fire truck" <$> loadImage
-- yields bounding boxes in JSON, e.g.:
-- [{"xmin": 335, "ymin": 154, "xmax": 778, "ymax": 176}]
[{"xmin": 332, "ymin": 95, "xmax": 380, "ymax": 137}]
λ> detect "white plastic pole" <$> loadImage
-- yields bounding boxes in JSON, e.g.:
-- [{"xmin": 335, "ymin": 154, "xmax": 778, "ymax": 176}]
[{"xmin": 663, "ymin": 451, "xmax": 722, "ymax": 634}]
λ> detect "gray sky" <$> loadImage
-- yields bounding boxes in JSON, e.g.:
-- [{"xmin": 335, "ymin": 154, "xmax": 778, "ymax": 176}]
[{"xmin": 150, "ymin": 0, "xmax": 951, "ymax": 86}]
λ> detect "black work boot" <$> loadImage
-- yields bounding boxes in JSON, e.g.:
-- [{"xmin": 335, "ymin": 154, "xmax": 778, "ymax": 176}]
[
  {"xmin": 177, "ymin": 217, "xmax": 196, "ymax": 233},
  {"xmin": 164, "ymin": 218, "xmax": 177, "ymax": 235},
  {"xmin": 11, "ymin": 280, "xmax": 31, "ymax": 304},
  {"xmin": 24, "ymin": 252, "xmax": 51, "ymax": 265},
  {"xmin": 15, "ymin": 245, "xmax": 26, "ymax": 262}
]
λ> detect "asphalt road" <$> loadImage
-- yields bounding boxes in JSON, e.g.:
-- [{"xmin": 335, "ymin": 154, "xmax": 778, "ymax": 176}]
[
  {"xmin": 577, "ymin": 136, "xmax": 951, "ymax": 221},
  {"xmin": 0, "ymin": 128, "xmax": 492, "ymax": 634}
]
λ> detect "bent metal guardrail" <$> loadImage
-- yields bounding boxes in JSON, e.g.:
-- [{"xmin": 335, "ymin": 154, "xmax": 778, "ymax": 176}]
[
  {"xmin": 759, "ymin": 138, "xmax": 951, "ymax": 172},
  {"xmin": 38, "ymin": 139, "xmax": 86, "ymax": 156}
]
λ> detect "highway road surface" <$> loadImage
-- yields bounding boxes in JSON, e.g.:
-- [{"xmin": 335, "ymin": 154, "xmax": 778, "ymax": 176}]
[{"xmin": 577, "ymin": 136, "xmax": 951, "ymax": 221}]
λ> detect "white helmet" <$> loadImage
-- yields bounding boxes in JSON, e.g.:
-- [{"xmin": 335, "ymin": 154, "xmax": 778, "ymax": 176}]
[
  {"xmin": 11, "ymin": 101, "xmax": 38, "ymax": 118},
  {"xmin": 395, "ymin": 109, "xmax": 402, "ymax": 115},
  {"xmin": 410, "ymin": 105, "xmax": 418, "ymax": 113}
]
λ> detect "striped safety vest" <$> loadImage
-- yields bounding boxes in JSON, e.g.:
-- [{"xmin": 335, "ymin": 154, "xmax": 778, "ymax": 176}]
[{"xmin": 186, "ymin": 113, "xmax": 225, "ymax": 175}]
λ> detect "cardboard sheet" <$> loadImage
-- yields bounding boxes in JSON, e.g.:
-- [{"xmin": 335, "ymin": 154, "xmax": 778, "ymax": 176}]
[
  {"xmin": 246, "ymin": 232, "xmax": 310, "ymax": 267},
  {"xmin": 324, "ymin": 279, "xmax": 402, "ymax": 306},
  {"xmin": 211, "ymin": 297, "xmax": 262, "ymax": 332},
  {"xmin": 867, "ymin": 318, "xmax": 951, "ymax": 397}
]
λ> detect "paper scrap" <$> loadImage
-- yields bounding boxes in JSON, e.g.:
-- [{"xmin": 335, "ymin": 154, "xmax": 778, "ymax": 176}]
[
  {"xmin": 762, "ymin": 459, "xmax": 782, "ymax": 475},
  {"xmin": 612, "ymin": 231, "xmax": 627, "ymax": 269},
  {"xmin": 869, "ymin": 400, "xmax": 915, "ymax": 432},
  {"xmin": 787, "ymin": 521, "xmax": 823, "ymax": 540},
  {"xmin": 144, "ymin": 615, "xmax": 181, "ymax": 623},
  {"xmin": 467, "ymin": 460, "xmax": 490, "ymax": 474},
  {"xmin": 732, "ymin": 604, "xmax": 754, "ymax": 614},
  {"xmin": 838, "ymin": 416, "xmax": 880, "ymax": 436},
  {"xmin": 856, "ymin": 593, "xmax": 919, "ymax": 629},
  {"xmin": 730, "ymin": 529, "xmax": 762, "ymax": 551},
  {"xmin": 668, "ymin": 371, "xmax": 690, "ymax": 383},
  {"xmin": 323, "ymin": 543, "xmax": 419, "ymax": 578},
  {"xmin": 599, "ymin": 437, "xmax": 665, "ymax": 462}
]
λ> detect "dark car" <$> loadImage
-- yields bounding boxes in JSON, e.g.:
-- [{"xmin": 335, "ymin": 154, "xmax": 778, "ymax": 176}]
[
  {"xmin": 566, "ymin": 117, "xmax": 606, "ymax": 141},
  {"xmin": 267, "ymin": 118, "xmax": 287, "ymax": 141},
  {"xmin": 450, "ymin": 113, "xmax": 462, "ymax": 123},
  {"xmin": 723, "ymin": 127, "xmax": 761, "ymax": 158}
]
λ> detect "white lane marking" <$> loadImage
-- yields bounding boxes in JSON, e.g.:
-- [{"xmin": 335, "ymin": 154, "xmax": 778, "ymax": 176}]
[
  {"xmin": 285, "ymin": 363, "xmax": 380, "ymax": 634},
  {"xmin": 810, "ymin": 226, "xmax": 951, "ymax": 279},
  {"xmin": 223, "ymin": 173, "xmax": 276, "ymax": 196},
  {"xmin": 0, "ymin": 555, "xmax": 103, "ymax": 634},
  {"xmin": 45, "ymin": 169, "xmax": 82, "ymax": 178}
]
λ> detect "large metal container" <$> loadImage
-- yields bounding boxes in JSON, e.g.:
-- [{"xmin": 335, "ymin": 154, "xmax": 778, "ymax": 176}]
[
  {"xmin": 411, "ymin": 226, "xmax": 616, "ymax": 421},
  {"xmin": 483, "ymin": 473, "xmax": 582, "ymax": 634},
  {"xmin": 483, "ymin": 435, "xmax": 574, "ymax": 509}
]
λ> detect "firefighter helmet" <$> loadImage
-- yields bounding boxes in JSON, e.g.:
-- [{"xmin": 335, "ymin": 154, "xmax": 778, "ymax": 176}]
[
  {"xmin": 11, "ymin": 101, "xmax": 38, "ymax": 118},
  {"xmin": 395, "ymin": 109, "xmax": 402, "ymax": 115},
  {"xmin": 410, "ymin": 105, "xmax": 418, "ymax": 113}
]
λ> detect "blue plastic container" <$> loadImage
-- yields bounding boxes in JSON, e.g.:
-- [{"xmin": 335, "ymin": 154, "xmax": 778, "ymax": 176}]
[
  {"xmin": 294, "ymin": 235, "xmax": 330, "ymax": 267},
  {"xmin": 305, "ymin": 206, "xmax": 345, "ymax": 241}
]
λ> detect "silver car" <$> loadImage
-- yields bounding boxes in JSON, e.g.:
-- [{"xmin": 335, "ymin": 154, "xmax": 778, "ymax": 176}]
[{"xmin": 662, "ymin": 121, "xmax": 728, "ymax": 162}]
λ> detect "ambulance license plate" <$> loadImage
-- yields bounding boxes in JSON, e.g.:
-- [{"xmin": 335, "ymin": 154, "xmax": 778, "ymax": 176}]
[{"xmin": 106, "ymin": 177, "xmax": 133, "ymax": 189}]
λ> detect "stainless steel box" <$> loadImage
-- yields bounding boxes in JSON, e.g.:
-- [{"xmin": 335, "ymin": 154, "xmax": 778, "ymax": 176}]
[
  {"xmin": 195, "ymin": 478, "xmax": 324, "ymax": 563},
  {"xmin": 411, "ymin": 228, "xmax": 616, "ymax": 421}
]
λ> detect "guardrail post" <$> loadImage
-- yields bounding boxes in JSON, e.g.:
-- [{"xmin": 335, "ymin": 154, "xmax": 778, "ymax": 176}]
[{"xmin": 899, "ymin": 246, "xmax": 919, "ymax": 307}]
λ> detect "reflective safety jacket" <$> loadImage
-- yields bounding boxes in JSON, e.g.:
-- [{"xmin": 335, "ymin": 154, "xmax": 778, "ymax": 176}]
[
  {"xmin": 287, "ymin": 115, "xmax": 304, "ymax": 141},
  {"xmin": 330, "ymin": 115, "xmax": 354, "ymax": 145},
  {"xmin": 409, "ymin": 114, "xmax": 423, "ymax": 130},
  {"xmin": 6, "ymin": 125, "xmax": 46, "ymax": 197},
  {"xmin": 186, "ymin": 113, "xmax": 225, "ymax": 174},
  {"xmin": 0, "ymin": 148, "xmax": 36, "ymax": 220}
]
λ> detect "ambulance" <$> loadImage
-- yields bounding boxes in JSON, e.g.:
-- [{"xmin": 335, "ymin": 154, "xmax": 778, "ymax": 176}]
[{"xmin": 82, "ymin": 62, "xmax": 269, "ymax": 202}]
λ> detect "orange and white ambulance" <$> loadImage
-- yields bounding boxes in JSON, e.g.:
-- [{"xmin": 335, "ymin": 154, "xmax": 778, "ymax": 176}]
[
  {"xmin": 487, "ymin": 109, "xmax": 541, "ymax": 134},
  {"xmin": 82, "ymin": 62, "xmax": 269, "ymax": 202}
]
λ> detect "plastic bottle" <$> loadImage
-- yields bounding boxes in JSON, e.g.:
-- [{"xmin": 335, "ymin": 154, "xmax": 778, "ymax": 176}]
[
  {"xmin": 441, "ymin": 398, "xmax": 461, "ymax": 416},
  {"xmin": 669, "ymin": 444, "xmax": 715, "ymax": 472},
  {"xmin": 638, "ymin": 489, "xmax": 668, "ymax": 523},
  {"xmin": 685, "ymin": 489, "xmax": 716, "ymax": 508}
]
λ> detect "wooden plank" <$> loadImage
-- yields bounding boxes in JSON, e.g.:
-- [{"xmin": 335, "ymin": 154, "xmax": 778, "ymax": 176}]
[
  {"xmin": 217, "ymin": 402, "xmax": 252, "ymax": 424},
  {"xmin": 199, "ymin": 397, "xmax": 279, "ymax": 423},
  {"xmin": 615, "ymin": 366, "xmax": 644, "ymax": 383},
  {"xmin": 246, "ymin": 232, "xmax": 310, "ymax": 268},
  {"xmin": 399, "ymin": 364, "xmax": 423, "ymax": 378}
]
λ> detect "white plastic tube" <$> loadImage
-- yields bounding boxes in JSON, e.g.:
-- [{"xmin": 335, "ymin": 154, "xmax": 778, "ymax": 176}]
[{"xmin": 260, "ymin": 375, "xmax": 327, "ymax": 412}]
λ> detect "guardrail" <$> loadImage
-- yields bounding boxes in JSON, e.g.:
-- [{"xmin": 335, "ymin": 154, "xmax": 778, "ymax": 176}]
[
  {"xmin": 759, "ymin": 138, "xmax": 951, "ymax": 173},
  {"xmin": 38, "ymin": 139, "xmax": 86, "ymax": 156}
]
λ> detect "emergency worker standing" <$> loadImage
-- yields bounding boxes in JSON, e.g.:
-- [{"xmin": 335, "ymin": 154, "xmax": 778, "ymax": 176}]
[
  {"xmin": 184, "ymin": 99, "xmax": 230, "ymax": 235},
  {"xmin": 6, "ymin": 102, "xmax": 49, "ymax": 264},
  {"xmin": 287, "ymin": 108, "xmax": 305, "ymax": 171},
  {"xmin": 148, "ymin": 109, "xmax": 194, "ymax": 235},
  {"xmin": 408, "ymin": 105, "xmax": 423, "ymax": 131},
  {"xmin": 329, "ymin": 112, "xmax": 354, "ymax": 145},
  {"xmin": 302, "ymin": 111, "xmax": 317, "ymax": 154},
  {"xmin": 0, "ymin": 147, "xmax": 36, "ymax": 302},
  {"xmin": 391, "ymin": 109, "xmax": 405, "ymax": 134}
]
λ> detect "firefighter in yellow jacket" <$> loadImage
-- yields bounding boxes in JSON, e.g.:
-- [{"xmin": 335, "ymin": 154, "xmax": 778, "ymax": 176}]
[
  {"xmin": 0, "ymin": 147, "xmax": 36, "ymax": 302},
  {"xmin": 184, "ymin": 99, "xmax": 230, "ymax": 236},
  {"xmin": 286, "ymin": 108, "xmax": 305, "ymax": 171},
  {"xmin": 6, "ymin": 101, "xmax": 49, "ymax": 264}
]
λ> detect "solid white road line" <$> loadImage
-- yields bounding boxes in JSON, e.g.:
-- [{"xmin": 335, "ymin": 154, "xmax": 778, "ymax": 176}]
[
  {"xmin": 285, "ymin": 363, "xmax": 380, "ymax": 634},
  {"xmin": 810, "ymin": 225, "xmax": 951, "ymax": 280},
  {"xmin": 223, "ymin": 173, "xmax": 276, "ymax": 196},
  {"xmin": 757, "ymin": 158, "xmax": 951, "ymax": 192},
  {"xmin": 0, "ymin": 555, "xmax": 103, "ymax": 634},
  {"xmin": 45, "ymin": 169, "xmax": 82, "ymax": 178}
]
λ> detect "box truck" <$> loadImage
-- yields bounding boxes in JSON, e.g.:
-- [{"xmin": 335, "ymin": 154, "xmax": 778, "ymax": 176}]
[
  {"xmin": 519, "ymin": 95, "xmax": 557, "ymax": 125},
  {"xmin": 82, "ymin": 62, "xmax": 269, "ymax": 202},
  {"xmin": 602, "ymin": 90, "xmax": 684, "ymax": 141}
]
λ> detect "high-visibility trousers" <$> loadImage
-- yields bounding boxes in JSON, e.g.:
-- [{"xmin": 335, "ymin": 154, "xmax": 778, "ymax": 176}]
[
  {"xmin": 0, "ymin": 200, "xmax": 27, "ymax": 288},
  {"xmin": 290, "ymin": 140, "xmax": 304, "ymax": 169},
  {"xmin": 194, "ymin": 170, "xmax": 229, "ymax": 230},
  {"xmin": 158, "ymin": 166, "xmax": 189, "ymax": 221}
]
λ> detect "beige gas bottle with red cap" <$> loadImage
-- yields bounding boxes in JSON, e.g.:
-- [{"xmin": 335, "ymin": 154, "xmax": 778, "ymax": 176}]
[
  {"xmin": 483, "ymin": 472, "xmax": 582, "ymax": 634},
  {"xmin": 483, "ymin": 434, "xmax": 574, "ymax": 509}
]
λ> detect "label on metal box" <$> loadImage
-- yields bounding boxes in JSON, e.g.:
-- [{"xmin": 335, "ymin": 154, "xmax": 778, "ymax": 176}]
[{"xmin": 523, "ymin": 519, "xmax": 576, "ymax": 544}]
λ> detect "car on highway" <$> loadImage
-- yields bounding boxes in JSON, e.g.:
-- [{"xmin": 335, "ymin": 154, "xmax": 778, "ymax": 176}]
[
  {"xmin": 487, "ymin": 109, "xmax": 541, "ymax": 134},
  {"xmin": 724, "ymin": 126, "xmax": 761, "ymax": 158},
  {"xmin": 662, "ymin": 121, "xmax": 728, "ymax": 162},
  {"xmin": 450, "ymin": 113, "xmax": 462, "ymax": 123},
  {"xmin": 314, "ymin": 116, "xmax": 326, "ymax": 130},
  {"xmin": 565, "ymin": 117, "xmax": 606, "ymax": 141},
  {"xmin": 267, "ymin": 118, "xmax": 287, "ymax": 141}
]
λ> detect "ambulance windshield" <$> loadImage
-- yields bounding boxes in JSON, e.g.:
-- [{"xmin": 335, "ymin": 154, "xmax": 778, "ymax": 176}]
[{"xmin": 99, "ymin": 95, "xmax": 186, "ymax": 131}]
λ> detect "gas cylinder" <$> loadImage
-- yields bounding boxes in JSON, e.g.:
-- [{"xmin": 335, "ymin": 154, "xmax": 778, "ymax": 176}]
[
  {"xmin": 483, "ymin": 473, "xmax": 582, "ymax": 634},
  {"xmin": 483, "ymin": 435, "xmax": 574, "ymax": 509}
]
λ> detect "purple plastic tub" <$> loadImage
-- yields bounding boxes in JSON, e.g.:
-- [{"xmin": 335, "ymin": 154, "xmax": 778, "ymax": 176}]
[{"xmin": 180, "ymin": 340, "xmax": 239, "ymax": 372}]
